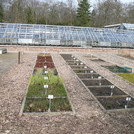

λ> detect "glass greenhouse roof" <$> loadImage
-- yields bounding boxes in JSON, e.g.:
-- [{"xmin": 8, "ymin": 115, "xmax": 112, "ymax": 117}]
[{"xmin": 0, "ymin": 23, "xmax": 134, "ymax": 44}]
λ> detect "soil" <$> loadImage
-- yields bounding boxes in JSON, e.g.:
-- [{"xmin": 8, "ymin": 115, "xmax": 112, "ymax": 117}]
[
  {"xmin": 70, "ymin": 65, "xmax": 89, "ymax": 70},
  {"xmin": 77, "ymin": 73, "xmax": 100, "ymax": 78},
  {"xmin": 73, "ymin": 69, "xmax": 93, "ymax": 73},
  {"xmin": 82, "ymin": 79, "xmax": 112, "ymax": 86},
  {"xmin": 89, "ymin": 86, "xmax": 127, "ymax": 96},
  {"xmin": 98, "ymin": 96, "xmax": 134, "ymax": 110}
]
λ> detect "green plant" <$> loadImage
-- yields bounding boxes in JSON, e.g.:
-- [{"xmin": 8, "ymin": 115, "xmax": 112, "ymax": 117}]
[
  {"xmin": 106, "ymin": 104, "xmax": 112, "ymax": 109},
  {"xmin": 27, "ymin": 68, "xmax": 67, "ymax": 97},
  {"xmin": 77, "ymin": 70, "xmax": 82, "ymax": 73}
]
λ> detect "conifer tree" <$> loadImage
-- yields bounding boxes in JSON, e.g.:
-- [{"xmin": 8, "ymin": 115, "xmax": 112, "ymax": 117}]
[
  {"xmin": 77, "ymin": 0, "xmax": 91, "ymax": 26},
  {"xmin": 26, "ymin": 7, "xmax": 33, "ymax": 24},
  {"xmin": 0, "ymin": 4, "xmax": 4, "ymax": 22}
]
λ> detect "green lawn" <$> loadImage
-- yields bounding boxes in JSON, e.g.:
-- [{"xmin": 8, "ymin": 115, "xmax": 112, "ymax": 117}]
[{"xmin": 117, "ymin": 73, "xmax": 134, "ymax": 84}]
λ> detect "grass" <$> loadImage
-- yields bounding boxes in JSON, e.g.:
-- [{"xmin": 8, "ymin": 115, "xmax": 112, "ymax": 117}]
[
  {"xmin": 27, "ymin": 69, "xmax": 67, "ymax": 97},
  {"xmin": 117, "ymin": 73, "xmax": 134, "ymax": 84},
  {"xmin": 24, "ymin": 98, "xmax": 72, "ymax": 112}
]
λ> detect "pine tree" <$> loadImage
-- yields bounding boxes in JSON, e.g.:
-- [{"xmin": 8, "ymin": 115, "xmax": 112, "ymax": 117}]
[
  {"xmin": 26, "ymin": 7, "xmax": 33, "ymax": 24},
  {"xmin": 77, "ymin": 0, "xmax": 91, "ymax": 26},
  {"xmin": 0, "ymin": 4, "xmax": 4, "ymax": 22}
]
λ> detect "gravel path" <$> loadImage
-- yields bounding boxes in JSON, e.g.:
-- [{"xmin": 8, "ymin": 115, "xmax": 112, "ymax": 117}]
[{"xmin": 0, "ymin": 52, "xmax": 134, "ymax": 133}]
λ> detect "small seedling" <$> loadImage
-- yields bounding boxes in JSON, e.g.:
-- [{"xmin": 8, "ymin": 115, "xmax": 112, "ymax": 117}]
[
  {"xmin": 98, "ymin": 76, "xmax": 102, "ymax": 86},
  {"xmin": 90, "ymin": 70, "xmax": 94, "ymax": 78},
  {"xmin": 110, "ymin": 85, "xmax": 115, "ymax": 96},
  {"xmin": 48, "ymin": 95, "xmax": 54, "ymax": 112},
  {"xmin": 125, "ymin": 97, "xmax": 131, "ymax": 109}
]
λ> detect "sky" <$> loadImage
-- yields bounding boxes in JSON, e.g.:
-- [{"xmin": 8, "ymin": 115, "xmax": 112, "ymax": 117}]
[{"xmin": 90, "ymin": 0, "xmax": 133, "ymax": 5}]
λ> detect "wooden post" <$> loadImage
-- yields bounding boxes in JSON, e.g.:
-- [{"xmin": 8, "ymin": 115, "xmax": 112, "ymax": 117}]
[{"xmin": 18, "ymin": 51, "xmax": 20, "ymax": 64}]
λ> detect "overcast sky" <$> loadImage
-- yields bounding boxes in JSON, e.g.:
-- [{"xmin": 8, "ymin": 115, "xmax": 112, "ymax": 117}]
[{"xmin": 90, "ymin": 0, "xmax": 133, "ymax": 5}]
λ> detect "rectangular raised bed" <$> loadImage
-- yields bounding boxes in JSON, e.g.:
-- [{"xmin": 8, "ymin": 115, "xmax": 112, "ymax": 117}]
[
  {"xmin": 82, "ymin": 79, "xmax": 112, "ymax": 86},
  {"xmin": 22, "ymin": 53, "xmax": 73, "ymax": 114},
  {"xmin": 98, "ymin": 96, "xmax": 134, "ymax": 110},
  {"xmin": 88, "ymin": 86, "xmax": 127, "ymax": 97}
]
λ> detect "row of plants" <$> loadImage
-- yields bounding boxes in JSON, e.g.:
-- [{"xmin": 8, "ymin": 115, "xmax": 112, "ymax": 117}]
[{"xmin": 23, "ymin": 53, "xmax": 72, "ymax": 112}]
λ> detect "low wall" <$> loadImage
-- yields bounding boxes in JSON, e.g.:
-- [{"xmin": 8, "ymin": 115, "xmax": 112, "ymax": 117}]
[{"xmin": 0, "ymin": 45, "xmax": 120, "ymax": 53}]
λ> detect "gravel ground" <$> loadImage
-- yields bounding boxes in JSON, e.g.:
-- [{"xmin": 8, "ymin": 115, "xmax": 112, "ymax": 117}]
[{"xmin": 0, "ymin": 52, "xmax": 134, "ymax": 133}]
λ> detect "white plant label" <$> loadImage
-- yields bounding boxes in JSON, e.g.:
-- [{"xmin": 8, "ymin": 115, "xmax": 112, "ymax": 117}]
[
  {"xmin": 44, "ymin": 77, "xmax": 48, "ymax": 80},
  {"xmin": 44, "ymin": 85, "xmax": 48, "ymax": 88},
  {"xmin": 98, "ymin": 76, "xmax": 102, "ymax": 79},
  {"xmin": 126, "ymin": 97, "xmax": 131, "ymax": 101},
  {"xmin": 48, "ymin": 95, "xmax": 54, "ymax": 99},
  {"xmin": 110, "ymin": 85, "xmax": 115, "ymax": 89},
  {"xmin": 45, "ymin": 71, "xmax": 48, "ymax": 74},
  {"xmin": 90, "ymin": 70, "xmax": 94, "ymax": 73},
  {"xmin": 44, "ymin": 66, "xmax": 47, "ymax": 69}
]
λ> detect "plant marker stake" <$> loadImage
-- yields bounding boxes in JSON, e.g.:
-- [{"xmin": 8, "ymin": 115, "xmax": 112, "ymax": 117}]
[
  {"xmin": 76, "ymin": 60, "xmax": 79, "ymax": 66},
  {"xmin": 125, "ymin": 97, "xmax": 131, "ymax": 109},
  {"xmin": 73, "ymin": 58, "xmax": 76, "ymax": 63},
  {"xmin": 44, "ymin": 85, "xmax": 48, "ymax": 95},
  {"xmin": 90, "ymin": 70, "xmax": 94, "ymax": 78},
  {"xmin": 48, "ymin": 95, "xmax": 54, "ymax": 112},
  {"xmin": 84, "ymin": 66, "xmax": 88, "ymax": 73},
  {"xmin": 71, "ymin": 55, "xmax": 74, "ymax": 59},
  {"xmin": 110, "ymin": 85, "xmax": 115, "ymax": 96},
  {"xmin": 45, "ymin": 71, "xmax": 48, "ymax": 76},
  {"xmin": 44, "ymin": 65, "xmax": 47, "ymax": 69},
  {"xmin": 80, "ymin": 62, "xmax": 83, "ymax": 69},
  {"xmin": 98, "ymin": 76, "xmax": 102, "ymax": 86},
  {"xmin": 18, "ymin": 51, "xmax": 20, "ymax": 64}
]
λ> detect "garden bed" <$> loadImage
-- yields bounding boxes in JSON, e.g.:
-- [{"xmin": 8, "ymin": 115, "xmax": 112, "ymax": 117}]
[
  {"xmin": 98, "ymin": 96, "xmax": 134, "ymax": 110},
  {"xmin": 89, "ymin": 86, "xmax": 127, "ymax": 96},
  {"xmin": 82, "ymin": 79, "xmax": 112, "ymax": 86},
  {"xmin": 61, "ymin": 54, "xmax": 134, "ymax": 111},
  {"xmin": 77, "ymin": 73, "xmax": 100, "ymax": 79},
  {"xmin": 103, "ymin": 65, "xmax": 132, "ymax": 73},
  {"xmin": 22, "ymin": 53, "xmax": 72, "ymax": 113}
]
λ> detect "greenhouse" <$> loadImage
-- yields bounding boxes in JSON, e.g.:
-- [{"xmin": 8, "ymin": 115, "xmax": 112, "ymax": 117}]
[{"xmin": 0, "ymin": 23, "xmax": 134, "ymax": 47}]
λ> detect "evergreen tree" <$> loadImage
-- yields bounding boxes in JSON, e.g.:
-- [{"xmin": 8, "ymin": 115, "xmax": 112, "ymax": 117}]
[
  {"xmin": 77, "ymin": 0, "xmax": 91, "ymax": 26},
  {"xmin": 0, "ymin": 4, "xmax": 4, "ymax": 22},
  {"xmin": 26, "ymin": 7, "xmax": 33, "ymax": 24}
]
